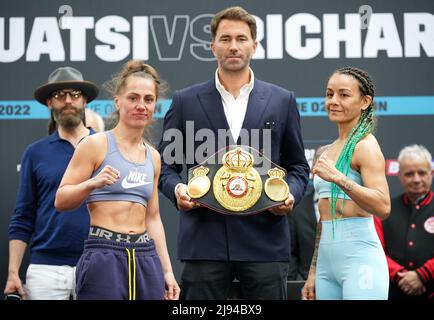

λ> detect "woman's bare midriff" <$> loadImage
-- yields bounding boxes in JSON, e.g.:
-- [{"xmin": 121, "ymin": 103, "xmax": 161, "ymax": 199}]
[
  {"xmin": 87, "ymin": 201, "xmax": 147, "ymax": 234},
  {"xmin": 318, "ymin": 198, "xmax": 371, "ymax": 221}
]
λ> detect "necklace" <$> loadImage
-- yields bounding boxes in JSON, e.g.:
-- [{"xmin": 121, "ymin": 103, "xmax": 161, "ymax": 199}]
[
  {"xmin": 114, "ymin": 132, "xmax": 145, "ymax": 170},
  {"xmin": 124, "ymin": 142, "xmax": 145, "ymax": 171}
]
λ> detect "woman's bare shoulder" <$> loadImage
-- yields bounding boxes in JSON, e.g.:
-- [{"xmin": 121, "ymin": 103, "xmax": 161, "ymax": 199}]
[
  {"xmin": 147, "ymin": 144, "xmax": 161, "ymax": 167},
  {"xmin": 355, "ymin": 134, "xmax": 381, "ymax": 152},
  {"xmin": 316, "ymin": 144, "xmax": 331, "ymax": 156},
  {"xmin": 76, "ymin": 131, "xmax": 108, "ymax": 162},
  {"xmin": 80, "ymin": 131, "xmax": 107, "ymax": 147},
  {"xmin": 314, "ymin": 144, "xmax": 331, "ymax": 159},
  {"xmin": 354, "ymin": 134, "xmax": 384, "ymax": 165}
]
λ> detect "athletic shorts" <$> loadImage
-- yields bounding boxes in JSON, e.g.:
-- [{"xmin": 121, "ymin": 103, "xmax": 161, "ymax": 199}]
[{"xmin": 315, "ymin": 217, "xmax": 389, "ymax": 300}]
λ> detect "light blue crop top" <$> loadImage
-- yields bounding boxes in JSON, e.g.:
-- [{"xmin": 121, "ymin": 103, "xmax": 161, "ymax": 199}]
[
  {"xmin": 313, "ymin": 168, "xmax": 363, "ymax": 199},
  {"xmin": 86, "ymin": 131, "xmax": 154, "ymax": 207}
]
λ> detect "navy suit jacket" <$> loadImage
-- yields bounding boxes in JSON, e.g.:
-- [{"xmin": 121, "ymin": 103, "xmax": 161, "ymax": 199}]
[{"xmin": 158, "ymin": 77, "xmax": 309, "ymax": 261}]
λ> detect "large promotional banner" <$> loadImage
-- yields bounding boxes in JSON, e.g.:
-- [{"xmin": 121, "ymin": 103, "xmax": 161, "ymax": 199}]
[{"xmin": 1, "ymin": 0, "xmax": 433, "ymax": 291}]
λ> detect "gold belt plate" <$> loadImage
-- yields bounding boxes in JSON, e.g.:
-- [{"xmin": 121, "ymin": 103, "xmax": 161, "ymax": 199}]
[{"xmin": 212, "ymin": 147, "xmax": 262, "ymax": 212}]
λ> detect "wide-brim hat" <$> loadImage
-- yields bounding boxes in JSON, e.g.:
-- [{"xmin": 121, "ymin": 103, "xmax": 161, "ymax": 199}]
[{"xmin": 34, "ymin": 66, "xmax": 99, "ymax": 106}]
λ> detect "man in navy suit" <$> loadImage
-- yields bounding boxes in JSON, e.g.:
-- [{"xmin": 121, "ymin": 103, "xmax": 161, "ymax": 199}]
[{"xmin": 158, "ymin": 6, "xmax": 309, "ymax": 300}]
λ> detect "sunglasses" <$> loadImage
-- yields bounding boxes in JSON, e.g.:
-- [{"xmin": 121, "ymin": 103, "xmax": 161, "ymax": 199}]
[{"xmin": 51, "ymin": 89, "xmax": 83, "ymax": 101}]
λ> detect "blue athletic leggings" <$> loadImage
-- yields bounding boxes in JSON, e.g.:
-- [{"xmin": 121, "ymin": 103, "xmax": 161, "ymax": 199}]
[
  {"xmin": 75, "ymin": 238, "xmax": 165, "ymax": 300},
  {"xmin": 315, "ymin": 217, "xmax": 389, "ymax": 300}
]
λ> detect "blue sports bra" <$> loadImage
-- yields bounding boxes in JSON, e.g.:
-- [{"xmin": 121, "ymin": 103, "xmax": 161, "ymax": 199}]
[
  {"xmin": 313, "ymin": 167, "xmax": 363, "ymax": 199},
  {"xmin": 86, "ymin": 131, "xmax": 154, "ymax": 207}
]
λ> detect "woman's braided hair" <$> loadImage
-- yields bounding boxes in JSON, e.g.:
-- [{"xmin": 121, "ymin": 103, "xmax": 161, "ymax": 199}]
[{"xmin": 330, "ymin": 67, "xmax": 377, "ymax": 231}]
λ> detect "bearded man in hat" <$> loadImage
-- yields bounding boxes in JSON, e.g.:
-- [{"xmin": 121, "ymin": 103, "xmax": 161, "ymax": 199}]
[{"xmin": 4, "ymin": 67, "xmax": 99, "ymax": 300}]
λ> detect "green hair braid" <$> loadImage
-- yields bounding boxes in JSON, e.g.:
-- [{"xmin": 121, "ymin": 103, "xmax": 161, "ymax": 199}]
[{"xmin": 329, "ymin": 67, "xmax": 377, "ymax": 237}]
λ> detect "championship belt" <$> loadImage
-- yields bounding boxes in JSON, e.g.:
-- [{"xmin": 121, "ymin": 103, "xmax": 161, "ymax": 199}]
[{"xmin": 186, "ymin": 145, "xmax": 290, "ymax": 215}]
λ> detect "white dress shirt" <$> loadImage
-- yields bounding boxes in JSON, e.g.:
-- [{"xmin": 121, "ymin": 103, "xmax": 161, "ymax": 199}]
[
  {"xmin": 175, "ymin": 69, "xmax": 255, "ymax": 196},
  {"xmin": 215, "ymin": 68, "xmax": 255, "ymax": 142}
]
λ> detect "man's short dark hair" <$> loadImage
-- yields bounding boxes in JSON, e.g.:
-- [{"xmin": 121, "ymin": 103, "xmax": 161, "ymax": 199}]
[{"xmin": 210, "ymin": 6, "xmax": 257, "ymax": 41}]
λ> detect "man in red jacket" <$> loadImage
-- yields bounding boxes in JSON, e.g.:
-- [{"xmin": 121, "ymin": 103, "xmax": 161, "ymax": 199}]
[{"xmin": 375, "ymin": 144, "xmax": 433, "ymax": 299}]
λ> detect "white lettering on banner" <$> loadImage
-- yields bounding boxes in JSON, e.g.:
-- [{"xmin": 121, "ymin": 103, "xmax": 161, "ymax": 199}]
[
  {"xmin": 267, "ymin": 14, "xmax": 283, "ymax": 59},
  {"xmin": 133, "ymin": 16, "xmax": 149, "ymax": 60},
  {"xmin": 61, "ymin": 17, "xmax": 94, "ymax": 61},
  {"xmin": 189, "ymin": 14, "xmax": 213, "ymax": 61},
  {"xmin": 253, "ymin": 15, "xmax": 265, "ymax": 59},
  {"xmin": 95, "ymin": 16, "xmax": 130, "ymax": 62},
  {"xmin": 404, "ymin": 13, "xmax": 434, "ymax": 57},
  {"xmin": 0, "ymin": 12, "xmax": 433, "ymax": 62},
  {"xmin": 0, "ymin": 17, "xmax": 25, "ymax": 62},
  {"xmin": 150, "ymin": 15, "xmax": 189, "ymax": 61},
  {"xmin": 386, "ymin": 160, "xmax": 400, "ymax": 176},
  {"xmin": 323, "ymin": 14, "xmax": 362, "ymax": 58},
  {"xmin": 26, "ymin": 17, "xmax": 65, "ymax": 61},
  {"xmin": 363, "ymin": 14, "xmax": 403, "ymax": 58},
  {"xmin": 285, "ymin": 13, "xmax": 321, "ymax": 60}
]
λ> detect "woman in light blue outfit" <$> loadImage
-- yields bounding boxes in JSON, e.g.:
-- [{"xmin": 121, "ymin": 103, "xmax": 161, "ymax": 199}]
[{"xmin": 302, "ymin": 67, "xmax": 390, "ymax": 300}]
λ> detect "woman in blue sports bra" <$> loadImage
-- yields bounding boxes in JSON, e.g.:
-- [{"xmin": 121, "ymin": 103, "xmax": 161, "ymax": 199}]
[
  {"xmin": 55, "ymin": 60, "xmax": 180, "ymax": 300},
  {"xmin": 302, "ymin": 67, "xmax": 391, "ymax": 300}
]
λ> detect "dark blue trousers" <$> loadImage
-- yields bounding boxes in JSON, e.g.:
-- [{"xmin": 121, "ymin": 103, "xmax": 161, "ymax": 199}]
[{"xmin": 75, "ymin": 238, "xmax": 165, "ymax": 300}]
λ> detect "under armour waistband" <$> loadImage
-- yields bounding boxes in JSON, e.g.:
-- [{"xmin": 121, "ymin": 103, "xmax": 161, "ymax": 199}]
[{"xmin": 89, "ymin": 226, "xmax": 151, "ymax": 243}]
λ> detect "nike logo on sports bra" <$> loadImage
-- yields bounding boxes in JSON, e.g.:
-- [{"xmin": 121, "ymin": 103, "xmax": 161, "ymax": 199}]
[
  {"xmin": 121, "ymin": 171, "xmax": 152, "ymax": 189},
  {"xmin": 121, "ymin": 177, "xmax": 152, "ymax": 189}
]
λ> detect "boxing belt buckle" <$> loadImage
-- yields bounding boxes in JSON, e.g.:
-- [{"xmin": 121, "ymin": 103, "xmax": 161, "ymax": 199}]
[{"xmin": 186, "ymin": 145, "xmax": 290, "ymax": 215}]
